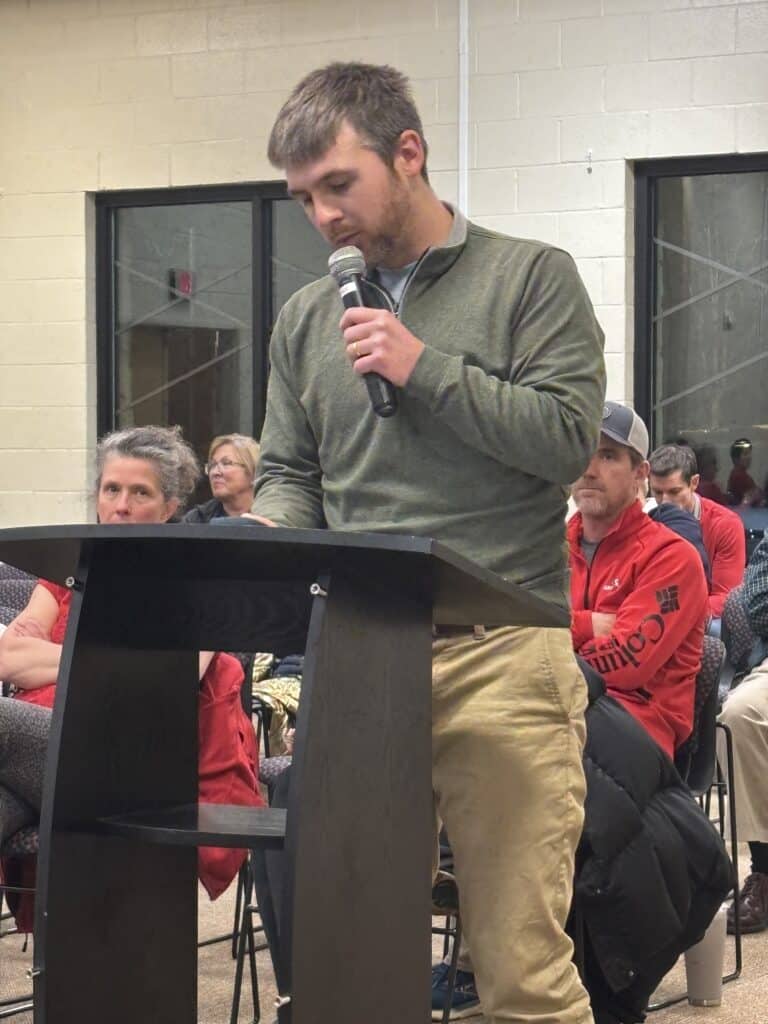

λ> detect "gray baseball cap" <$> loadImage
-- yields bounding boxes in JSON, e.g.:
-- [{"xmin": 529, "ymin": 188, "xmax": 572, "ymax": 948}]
[{"xmin": 600, "ymin": 402, "xmax": 649, "ymax": 459}]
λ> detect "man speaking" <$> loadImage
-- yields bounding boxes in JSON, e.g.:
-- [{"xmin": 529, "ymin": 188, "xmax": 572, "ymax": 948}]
[{"xmin": 251, "ymin": 62, "xmax": 605, "ymax": 1024}]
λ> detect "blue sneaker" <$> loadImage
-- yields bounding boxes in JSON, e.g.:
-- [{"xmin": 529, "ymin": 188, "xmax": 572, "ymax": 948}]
[{"xmin": 431, "ymin": 961, "xmax": 481, "ymax": 1020}]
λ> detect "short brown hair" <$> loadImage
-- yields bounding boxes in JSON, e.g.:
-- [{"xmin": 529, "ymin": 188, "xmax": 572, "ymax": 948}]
[
  {"xmin": 208, "ymin": 433, "xmax": 260, "ymax": 482},
  {"xmin": 268, "ymin": 62, "xmax": 429, "ymax": 182},
  {"xmin": 649, "ymin": 443, "xmax": 698, "ymax": 483}
]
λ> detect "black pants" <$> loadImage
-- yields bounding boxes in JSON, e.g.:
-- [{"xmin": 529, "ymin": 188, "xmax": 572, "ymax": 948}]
[{"xmin": 0, "ymin": 698, "xmax": 50, "ymax": 845}]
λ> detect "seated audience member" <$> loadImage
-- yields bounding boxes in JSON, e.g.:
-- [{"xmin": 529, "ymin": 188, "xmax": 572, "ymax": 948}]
[
  {"xmin": 432, "ymin": 409, "xmax": 714, "ymax": 1020},
  {"xmin": 568, "ymin": 403, "xmax": 708, "ymax": 759},
  {"xmin": 647, "ymin": 501, "xmax": 711, "ymax": 586},
  {"xmin": 0, "ymin": 425, "xmax": 262, "ymax": 905},
  {"xmin": 429, "ymin": 661, "xmax": 734, "ymax": 1024},
  {"xmin": 184, "ymin": 433, "xmax": 260, "ymax": 522},
  {"xmin": 695, "ymin": 444, "xmax": 728, "ymax": 505},
  {"xmin": 727, "ymin": 438, "xmax": 763, "ymax": 507},
  {"xmin": 719, "ymin": 529, "xmax": 768, "ymax": 933},
  {"xmin": 649, "ymin": 443, "xmax": 746, "ymax": 624}
]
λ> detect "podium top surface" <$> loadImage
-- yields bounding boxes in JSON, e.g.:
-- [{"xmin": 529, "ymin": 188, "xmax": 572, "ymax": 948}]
[
  {"xmin": 92, "ymin": 803, "xmax": 287, "ymax": 849},
  {"xmin": 0, "ymin": 523, "xmax": 568, "ymax": 628}
]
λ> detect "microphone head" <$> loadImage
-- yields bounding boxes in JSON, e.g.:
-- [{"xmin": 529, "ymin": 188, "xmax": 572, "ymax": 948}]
[{"xmin": 328, "ymin": 245, "xmax": 365, "ymax": 281}]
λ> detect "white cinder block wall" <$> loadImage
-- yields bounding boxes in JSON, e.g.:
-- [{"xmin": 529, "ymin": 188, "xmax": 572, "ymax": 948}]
[
  {"xmin": 468, "ymin": 0, "xmax": 768, "ymax": 408},
  {"xmin": 0, "ymin": 0, "xmax": 766, "ymax": 525}
]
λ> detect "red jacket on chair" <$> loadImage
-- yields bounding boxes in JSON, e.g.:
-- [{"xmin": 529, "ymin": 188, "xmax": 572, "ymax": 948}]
[
  {"xmin": 8, "ymin": 580, "xmax": 263, "ymax": 911},
  {"xmin": 568, "ymin": 502, "xmax": 708, "ymax": 759},
  {"xmin": 197, "ymin": 650, "xmax": 262, "ymax": 899}
]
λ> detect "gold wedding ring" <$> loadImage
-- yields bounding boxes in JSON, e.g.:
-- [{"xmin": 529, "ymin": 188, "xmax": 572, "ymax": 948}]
[{"xmin": 353, "ymin": 341, "xmax": 360, "ymax": 359}]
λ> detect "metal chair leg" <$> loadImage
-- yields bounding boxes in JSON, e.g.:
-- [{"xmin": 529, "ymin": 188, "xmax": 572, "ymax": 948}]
[
  {"xmin": 0, "ymin": 1000, "xmax": 34, "ymax": 1019},
  {"xmin": 717, "ymin": 720, "xmax": 742, "ymax": 981},
  {"xmin": 198, "ymin": 861, "xmax": 251, "ymax": 956},
  {"xmin": 250, "ymin": 846, "xmax": 289, "ymax": 1000},
  {"xmin": 230, "ymin": 907, "xmax": 260, "ymax": 1024},
  {"xmin": 245, "ymin": 901, "xmax": 261, "ymax": 1023},
  {"xmin": 0, "ymin": 987, "xmax": 34, "ymax": 1020},
  {"xmin": 441, "ymin": 914, "xmax": 462, "ymax": 1024},
  {"xmin": 0, "ymin": 869, "xmax": 35, "ymax": 1016},
  {"xmin": 230, "ymin": 854, "xmax": 272, "ymax": 1024},
  {"xmin": 232, "ymin": 861, "xmax": 247, "ymax": 960},
  {"xmin": 440, "ymin": 915, "xmax": 450, "ymax": 960},
  {"xmin": 230, "ymin": 865, "xmax": 258, "ymax": 1024},
  {"xmin": 0, "ymin": 889, "xmax": 20, "ymax": 939}
]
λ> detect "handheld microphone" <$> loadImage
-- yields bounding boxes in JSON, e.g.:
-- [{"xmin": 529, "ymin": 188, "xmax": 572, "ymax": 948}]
[{"xmin": 328, "ymin": 245, "xmax": 398, "ymax": 418}]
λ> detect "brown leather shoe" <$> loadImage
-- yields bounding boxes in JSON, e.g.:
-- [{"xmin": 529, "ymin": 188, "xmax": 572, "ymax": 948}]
[{"xmin": 727, "ymin": 872, "xmax": 768, "ymax": 934}]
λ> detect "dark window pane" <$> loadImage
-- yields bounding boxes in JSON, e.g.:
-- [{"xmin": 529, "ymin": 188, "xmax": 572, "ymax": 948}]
[
  {"xmin": 271, "ymin": 200, "xmax": 329, "ymax": 316},
  {"xmin": 652, "ymin": 171, "xmax": 768, "ymax": 504},
  {"xmin": 103, "ymin": 192, "xmax": 330, "ymax": 510},
  {"xmin": 114, "ymin": 202, "xmax": 253, "ymax": 478}
]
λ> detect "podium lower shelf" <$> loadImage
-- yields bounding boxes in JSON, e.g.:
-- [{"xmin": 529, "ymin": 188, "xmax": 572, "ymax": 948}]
[{"xmin": 89, "ymin": 803, "xmax": 286, "ymax": 848}]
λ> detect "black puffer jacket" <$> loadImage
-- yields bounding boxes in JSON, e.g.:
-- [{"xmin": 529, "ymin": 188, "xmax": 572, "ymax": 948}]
[
  {"xmin": 182, "ymin": 498, "xmax": 227, "ymax": 523},
  {"xmin": 577, "ymin": 661, "xmax": 734, "ymax": 1022}
]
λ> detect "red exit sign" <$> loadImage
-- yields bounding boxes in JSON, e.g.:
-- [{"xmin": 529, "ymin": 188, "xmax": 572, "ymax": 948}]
[{"xmin": 168, "ymin": 269, "xmax": 195, "ymax": 300}]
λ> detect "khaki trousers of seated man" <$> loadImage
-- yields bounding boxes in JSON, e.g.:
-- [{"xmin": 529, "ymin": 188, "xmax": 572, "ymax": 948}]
[
  {"xmin": 718, "ymin": 657, "xmax": 768, "ymax": 841},
  {"xmin": 432, "ymin": 624, "xmax": 593, "ymax": 1024}
]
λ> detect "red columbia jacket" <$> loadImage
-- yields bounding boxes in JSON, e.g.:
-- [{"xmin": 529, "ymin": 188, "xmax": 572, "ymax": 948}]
[
  {"xmin": 699, "ymin": 496, "xmax": 746, "ymax": 619},
  {"xmin": 568, "ymin": 501, "xmax": 708, "ymax": 758}
]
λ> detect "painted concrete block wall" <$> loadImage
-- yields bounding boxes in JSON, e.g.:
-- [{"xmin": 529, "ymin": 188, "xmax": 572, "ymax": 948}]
[
  {"xmin": 0, "ymin": 0, "xmax": 766, "ymax": 524},
  {"xmin": 468, "ymin": 0, "xmax": 768, "ymax": 407},
  {"xmin": 0, "ymin": 0, "xmax": 459, "ymax": 524}
]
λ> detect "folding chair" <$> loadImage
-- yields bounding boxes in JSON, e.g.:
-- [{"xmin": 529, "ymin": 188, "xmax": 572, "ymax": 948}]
[
  {"xmin": 648, "ymin": 635, "xmax": 741, "ymax": 1011},
  {"xmin": 0, "ymin": 826, "xmax": 38, "ymax": 1019}
]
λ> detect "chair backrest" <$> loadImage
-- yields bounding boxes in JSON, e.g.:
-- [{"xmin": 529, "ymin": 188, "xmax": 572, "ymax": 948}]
[
  {"xmin": 0, "ymin": 825, "xmax": 39, "ymax": 859},
  {"xmin": 720, "ymin": 584, "xmax": 768, "ymax": 700},
  {"xmin": 0, "ymin": 567, "xmax": 37, "ymax": 696},
  {"xmin": 0, "ymin": 563, "xmax": 36, "ymax": 624},
  {"xmin": 734, "ymin": 507, "xmax": 768, "ymax": 562},
  {"xmin": 722, "ymin": 584, "xmax": 766, "ymax": 669},
  {"xmin": 0, "ymin": 562, "xmax": 36, "ymax": 582},
  {"xmin": 675, "ymin": 634, "xmax": 725, "ymax": 792}
]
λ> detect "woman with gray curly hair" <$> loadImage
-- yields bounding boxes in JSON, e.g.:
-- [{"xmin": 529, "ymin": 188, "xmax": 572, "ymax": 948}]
[
  {"xmin": 94, "ymin": 423, "xmax": 200, "ymax": 521},
  {"xmin": 0, "ymin": 424, "xmax": 262, "ymax": 920}
]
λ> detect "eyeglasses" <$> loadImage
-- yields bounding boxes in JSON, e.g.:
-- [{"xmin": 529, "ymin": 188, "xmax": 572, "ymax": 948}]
[{"xmin": 205, "ymin": 458, "xmax": 247, "ymax": 473}]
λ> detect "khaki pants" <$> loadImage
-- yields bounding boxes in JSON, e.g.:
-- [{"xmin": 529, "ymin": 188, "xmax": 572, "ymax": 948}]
[
  {"xmin": 718, "ymin": 657, "xmax": 768, "ymax": 843},
  {"xmin": 432, "ymin": 625, "xmax": 593, "ymax": 1024}
]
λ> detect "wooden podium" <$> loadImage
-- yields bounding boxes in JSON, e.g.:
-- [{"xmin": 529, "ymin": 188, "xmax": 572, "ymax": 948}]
[{"xmin": 0, "ymin": 524, "xmax": 567, "ymax": 1024}]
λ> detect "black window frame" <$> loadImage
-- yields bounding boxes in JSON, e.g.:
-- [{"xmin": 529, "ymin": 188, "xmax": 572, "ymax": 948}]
[
  {"xmin": 634, "ymin": 152, "xmax": 768, "ymax": 446},
  {"xmin": 95, "ymin": 182, "xmax": 288, "ymax": 438}
]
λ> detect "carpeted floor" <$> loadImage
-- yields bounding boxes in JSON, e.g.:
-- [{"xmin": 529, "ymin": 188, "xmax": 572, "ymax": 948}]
[
  {"xmin": 1, "ymin": 849, "xmax": 765, "ymax": 1023},
  {"xmin": 0, "ymin": 877, "xmax": 276, "ymax": 1024}
]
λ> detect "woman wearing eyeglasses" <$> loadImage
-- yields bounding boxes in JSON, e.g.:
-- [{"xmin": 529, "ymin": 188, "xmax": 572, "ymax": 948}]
[{"xmin": 183, "ymin": 433, "xmax": 261, "ymax": 523}]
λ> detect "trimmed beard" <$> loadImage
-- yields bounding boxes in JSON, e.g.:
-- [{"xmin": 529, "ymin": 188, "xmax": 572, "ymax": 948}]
[{"xmin": 365, "ymin": 175, "xmax": 414, "ymax": 268}]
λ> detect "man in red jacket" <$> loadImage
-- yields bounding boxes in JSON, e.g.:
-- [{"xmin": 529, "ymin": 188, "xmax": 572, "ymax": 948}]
[
  {"xmin": 569, "ymin": 403, "xmax": 709, "ymax": 759},
  {"xmin": 649, "ymin": 443, "xmax": 746, "ymax": 626}
]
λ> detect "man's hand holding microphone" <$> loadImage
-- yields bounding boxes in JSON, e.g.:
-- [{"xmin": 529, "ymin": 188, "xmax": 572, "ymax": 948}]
[
  {"xmin": 242, "ymin": 244, "xmax": 427, "ymax": 522},
  {"xmin": 328, "ymin": 245, "xmax": 424, "ymax": 418}
]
